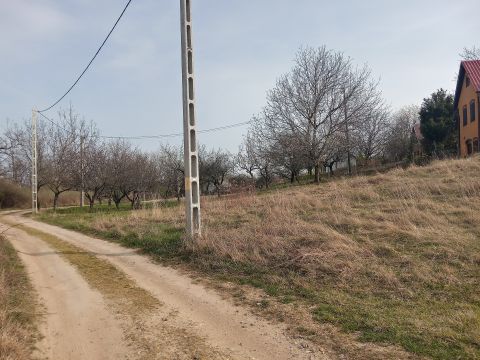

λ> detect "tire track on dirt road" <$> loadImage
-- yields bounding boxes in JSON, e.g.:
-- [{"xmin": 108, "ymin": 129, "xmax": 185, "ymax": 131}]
[
  {"xmin": 1, "ymin": 212, "xmax": 327, "ymax": 360},
  {"xmin": 0, "ymin": 223, "xmax": 131, "ymax": 360}
]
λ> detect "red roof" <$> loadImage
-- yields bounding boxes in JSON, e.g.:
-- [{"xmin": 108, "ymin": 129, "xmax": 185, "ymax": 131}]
[
  {"xmin": 463, "ymin": 60, "xmax": 480, "ymax": 92},
  {"xmin": 454, "ymin": 60, "xmax": 480, "ymax": 108}
]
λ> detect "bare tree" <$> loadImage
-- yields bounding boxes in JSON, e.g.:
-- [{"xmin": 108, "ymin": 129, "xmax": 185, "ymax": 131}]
[
  {"xmin": 43, "ymin": 109, "xmax": 84, "ymax": 210},
  {"xmin": 0, "ymin": 135, "xmax": 11, "ymax": 154},
  {"xmin": 104, "ymin": 143, "xmax": 155, "ymax": 210},
  {"xmin": 353, "ymin": 105, "xmax": 390, "ymax": 164},
  {"xmin": 340, "ymin": 65, "xmax": 385, "ymax": 173},
  {"xmin": 260, "ymin": 46, "xmax": 369, "ymax": 183},
  {"xmin": 241, "ymin": 124, "xmax": 276, "ymax": 189},
  {"xmin": 270, "ymin": 131, "xmax": 306, "ymax": 183},
  {"xmin": 384, "ymin": 105, "xmax": 420, "ymax": 162},
  {"xmin": 0, "ymin": 132, "xmax": 16, "ymax": 179},
  {"xmin": 157, "ymin": 144, "xmax": 184, "ymax": 201},
  {"xmin": 124, "ymin": 151, "xmax": 157, "ymax": 209},
  {"xmin": 235, "ymin": 132, "xmax": 259, "ymax": 180},
  {"xmin": 3, "ymin": 120, "xmax": 49, "ymax": 207},
  {"xmin": 199, "ymin": 146, "xmax": 233, "ymax": 196},
  {"xmin": 322, "ymin": 131, "xmax": 348, "ymax": 175},
  {"xmin": 83, "ymin": 140, "xmax": 108, "ymax": 210},
  {"xmin": 460, "ymin": 46, "xmax": 480, "ymax": 61},
  {"xmin": 105, "ymin": 140, "xmax": 133, "ymax": 209}
]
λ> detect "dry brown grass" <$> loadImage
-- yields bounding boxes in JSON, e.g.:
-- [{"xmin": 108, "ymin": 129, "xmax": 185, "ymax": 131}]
[
  {"xmin": 39, "ymin": 157, "xmax": 480, "ymax": 359},
  {"xmin": 198, "ymin": 158, "xmax": 480, "ymax": 292},
  {"xmin": 0, "ymin": 236, "xmax": 37, "ymax": 360}
]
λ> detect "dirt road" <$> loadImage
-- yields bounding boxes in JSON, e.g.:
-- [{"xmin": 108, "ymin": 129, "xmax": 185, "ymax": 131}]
[{"xmin": 0, "ymin": 212, "xmax": 326, "ymax": 360}]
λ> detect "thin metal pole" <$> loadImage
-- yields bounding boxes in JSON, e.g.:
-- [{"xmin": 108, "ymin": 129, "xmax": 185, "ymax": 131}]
[
  {"xmin": 31, "ymin": 109, "xmax": 38, "ymax": 214},
  {"xmin": 180, "ymin": 0, "xmax": 201, "ymax": 238}
]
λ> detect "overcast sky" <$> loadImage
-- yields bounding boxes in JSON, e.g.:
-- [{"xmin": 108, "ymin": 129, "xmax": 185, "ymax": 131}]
[{"xmin": 0, "ymin": 0, "xmax": 477, "ymax": 152}]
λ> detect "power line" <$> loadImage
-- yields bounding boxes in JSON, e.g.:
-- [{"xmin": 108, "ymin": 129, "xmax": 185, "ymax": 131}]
[
  {"xmin": 36, "ymin": 111, "xmax": 252, "ymax": 140},
  {"xmin": 37, "ymin": 111, "xmax": 74, "ymax": 135},
  {"xmin": 101, "ymin": 121, "xmax": 253, "ymax": 140},
  {"xmin": 38, "ymin": 0, "xmax": 133, "ymax": 113}
]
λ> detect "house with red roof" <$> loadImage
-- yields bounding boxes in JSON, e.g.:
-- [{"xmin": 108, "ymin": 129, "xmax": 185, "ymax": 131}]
[{"xmin": 454, "ymin": 60, "xmax": 480, "ymax": 157}]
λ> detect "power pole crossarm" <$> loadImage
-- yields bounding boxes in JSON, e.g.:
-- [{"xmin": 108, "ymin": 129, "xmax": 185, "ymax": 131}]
[{"xmin": 180, "ymin": 0, "xmax": 201, "ymax": 238}]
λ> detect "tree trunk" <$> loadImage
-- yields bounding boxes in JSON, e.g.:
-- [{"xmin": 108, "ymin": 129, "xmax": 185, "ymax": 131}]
[
  {"xmin": 314, "ymin": 165, "xmax": 321, "ymax": 183},
  {"xmin": 53, "ymin": 193, "xmax": 59, "ymax": 211},
  {"xmin": 290, "ymin": 171, "xmax": 295, "ymax": 184},
  {"xmin": 114, "ymin": 199, "xmax": 121, "ymax": 209},
  {"xmin": 329, "ymin": 164, "xmax": 334, "ymax": 176}
]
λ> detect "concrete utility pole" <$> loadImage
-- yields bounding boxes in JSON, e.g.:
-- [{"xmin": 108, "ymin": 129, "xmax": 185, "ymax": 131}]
[
  {"xmin": 180, "ymin": 0, "xmax": 201, "ymax": 237},
  {"xmin": 80, "ymin": 135, "xmax": 85, "ymax": 207},
  {"xmin": 31, "ymin": 109, "xmax": 38, "ymax": 214}
]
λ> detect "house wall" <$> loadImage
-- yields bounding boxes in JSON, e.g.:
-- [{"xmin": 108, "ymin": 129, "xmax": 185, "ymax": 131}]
[{"xmin": 458, "ymin": 75, "xmax": 480, "ymax": 156}]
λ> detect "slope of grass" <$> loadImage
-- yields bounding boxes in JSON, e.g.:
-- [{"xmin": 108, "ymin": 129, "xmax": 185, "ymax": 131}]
[
  {"xmin": 37, "ymin": 157, "xmax": 480, "ymax": 359},
  {"xmin": 0, "ymin": 236, "xmax": 38, "ymax": 360}
]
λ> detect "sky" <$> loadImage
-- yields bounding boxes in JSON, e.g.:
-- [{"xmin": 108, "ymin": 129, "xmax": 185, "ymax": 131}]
[{"xmin": 0, "ymin": 0, "xmax": 478, "ymax": 152}]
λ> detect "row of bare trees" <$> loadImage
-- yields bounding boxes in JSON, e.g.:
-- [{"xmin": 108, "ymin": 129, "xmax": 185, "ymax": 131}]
[
  {"xmin": 235, "ymin": 47, "xmax": 420, "ymax": 186},
  {"xmin": 0, "ymin": 108, "xmax": 237, "ymax": 208}
]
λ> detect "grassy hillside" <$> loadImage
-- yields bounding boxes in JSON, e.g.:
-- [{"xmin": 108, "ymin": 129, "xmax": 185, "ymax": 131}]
[
  {"xmin": 0, "ymin": 236, "xmax": 38, "ymax": 359},
  {"xmin": 37, "ymin": 157, "xmax": 480, "ymax": 359}
]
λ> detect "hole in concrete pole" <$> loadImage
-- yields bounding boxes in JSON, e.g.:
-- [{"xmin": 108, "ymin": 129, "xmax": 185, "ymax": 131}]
[
  {"xmin": 189, "ymin": 103, "xmax": 195, "ymax": 126},
  {"xmin": 187, "ymin": 25, "xmax": 192, "ymax": 48},
  {"xmin": 192, "ymin": 182, "xmax": 199, "ymax": 204},
  {"xmin": 186, "ymin": 0, "xmax": 191, "ymax": 22},
  {"xmin": 188, "ymin": 77, "xmax": 194, "ymax": 100},
  {"xmin": 190, "ymin": 130, "xmax": 196, "ymax": 152},
  {"xmin": 191, "ymin": 155, "xmax": 198, "ymax": 177},
  {"xmin": 188, "ymin": 50, "xmax": 193, "ymax": 75},
  {"xmin": 193, "ymin": 207, "xmax": 200, "ymax": 230}
]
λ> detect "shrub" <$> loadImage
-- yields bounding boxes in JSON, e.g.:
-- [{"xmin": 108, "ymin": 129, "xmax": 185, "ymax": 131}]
[{"xmin": 0, "ymin": 179, "xmax": 30, "ymax": 209}]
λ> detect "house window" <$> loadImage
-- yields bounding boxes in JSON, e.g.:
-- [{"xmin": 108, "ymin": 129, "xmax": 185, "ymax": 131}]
[
  {"xmin": 466, "ymin": 76, "xmax": 470, "ymax": 87},
  {"xmin": 471, "ymin": 100, "xmax": 476, "ymax": 122},
  {"xmin": 467, "ymin": 139, "xmax": 473, "ymax": 155},
  {"xmin": 463, "ymin": 106, "xmax": 468, "ymax": 126}
]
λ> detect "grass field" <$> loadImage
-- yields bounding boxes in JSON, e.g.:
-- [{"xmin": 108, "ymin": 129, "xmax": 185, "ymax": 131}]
[
  {"xmin": 0, "ymin": 236, "xmax": 38, "ymax": 360},
  {"xmin": 37, "ymin": 157, "xmax": 480, "ymax": 359}
]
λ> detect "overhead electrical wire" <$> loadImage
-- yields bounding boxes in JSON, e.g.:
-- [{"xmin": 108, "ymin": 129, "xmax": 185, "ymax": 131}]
[
  {"xmin": 37, "ymin": 0, "xmax": 133, "ymax": 113},
  {"xmin": 34, "ymin": 0, "xmax": 252, "ymax": 142},
  {"xmin": 101, "ymin": 121, "xmax": 253, "ymax": 140},
  {"xmin": 36, "ymin": 111, "xmax": 252, "ymax": 140},
  {"xmin": 37, "ymin": 111, "xmax": 73, "ymax": 134}
]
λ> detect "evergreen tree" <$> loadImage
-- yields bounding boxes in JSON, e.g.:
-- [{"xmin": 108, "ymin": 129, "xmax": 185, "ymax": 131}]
[{"xmin": 419, "ymin": 89, "xmax": 456, "ymax": 156}]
